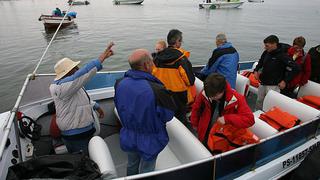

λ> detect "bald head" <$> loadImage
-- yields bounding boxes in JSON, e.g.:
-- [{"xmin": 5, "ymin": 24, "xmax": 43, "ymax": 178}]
[{"xmin": 128, "ymin": 49, "xmax": 153, "ymax": 73}]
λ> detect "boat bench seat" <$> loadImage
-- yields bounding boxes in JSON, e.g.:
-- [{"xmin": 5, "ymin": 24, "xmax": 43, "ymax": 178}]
[
  {"xmin": 194, "ymin": 76, "xmax": 250, "ymax": 96},
  {"xmin": 250, "ymin": 90, "xmax": 320, "ymax": 139},
  {"xmin": 297, "ymin": 80, "xmax": 320, "ymax": 98},
  {"xmin": 89, "ymin": 136, "xmax": 117, "ymax": 179},
  {"xmin": 112, "ymin": 108, "xmax": 211, "ymax": 176},
  {"xmin": 236, "ymin": 74, "xmax": 250, "ymax": 96}
]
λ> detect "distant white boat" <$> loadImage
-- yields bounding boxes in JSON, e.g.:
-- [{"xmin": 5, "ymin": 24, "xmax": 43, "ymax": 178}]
[
  {"xmin": 199, "ymin": 0, "xmax": 244, "ymax": 9},
  {"xmin": 248, "ymin": 0, "xmax": 264, "ymax": 2},
  {"xmin": 68, "ymin": 0, "xmax": 90, "ymax": 5},
  {"xmin": 113, "ymin": 0, "xmax": 144, "ymax": 5}
]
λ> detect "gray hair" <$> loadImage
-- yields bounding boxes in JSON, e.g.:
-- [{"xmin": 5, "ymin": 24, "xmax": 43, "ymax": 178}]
[{"xmin": 216, "ymin": 33, "xmax": 227, "ymax": 43}]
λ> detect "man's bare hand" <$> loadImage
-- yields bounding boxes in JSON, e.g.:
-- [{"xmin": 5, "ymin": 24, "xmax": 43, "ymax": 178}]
[{"xmin": 99, "ymin": 42, "xmax": 115, "ymax": 63}]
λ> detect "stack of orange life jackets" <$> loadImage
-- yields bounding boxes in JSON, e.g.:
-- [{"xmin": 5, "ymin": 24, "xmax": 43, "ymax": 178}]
[
  {"xmin": 297, "ymin": 95, "xmax": 320, "ymax": 110},
  {"xmin": 207, "ymin": 122, "xmax": 259, "ymax": 154},
  {"xmin": 259, "ymin": 107, "xmax": 301, "ymax": 131},
  {"xmin": 241, "ymin": 71, "xmax": 260, "ymax": 88}
]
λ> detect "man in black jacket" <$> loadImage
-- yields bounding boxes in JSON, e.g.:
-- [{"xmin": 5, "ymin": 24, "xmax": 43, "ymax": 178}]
[
  {"xmin": 254, "ymin": 35, "xmax": 295, "ymax": 110},
  {"xmin": 308, "ymin": 45, "xmax": 320, "ymax": 83}
]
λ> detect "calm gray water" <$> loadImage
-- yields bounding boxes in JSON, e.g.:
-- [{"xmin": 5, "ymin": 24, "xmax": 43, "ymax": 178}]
[{"xmin": 0, "ymin": 0, "xmax": 319, "ymax": 112}]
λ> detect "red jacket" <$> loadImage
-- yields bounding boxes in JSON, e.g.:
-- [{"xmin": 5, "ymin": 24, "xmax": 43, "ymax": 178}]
[
  {"xmin": 191, "ymin": 83, "xmax": 254, "ymax": 142},
  {"xmin": 287, "ymin": 47, "xmax": 311, "ymax": 89}
]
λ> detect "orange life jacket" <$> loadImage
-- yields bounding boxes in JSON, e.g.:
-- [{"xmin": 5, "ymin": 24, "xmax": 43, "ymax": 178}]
[
  {"xmin": 297, "ymin": 96, "xmax": 320, "ymax": 109},
  {"xmin": 176, "ymin": 48, "xmax": 196, "ymax": 104},
  {"xmin": 241, "ymin": 71, "xmax": 260, "ymax": 88},
  {"xmin": 259, "ymin": 107, "xmax": 301, "ymax": 131},
  {"xmin": 207, "ymin": 122, "xmax": 259, "ymax": 154}
]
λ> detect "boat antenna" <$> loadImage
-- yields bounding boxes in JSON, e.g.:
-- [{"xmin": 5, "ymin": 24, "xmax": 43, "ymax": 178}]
[{"xmin": 31, "ymin": 1, "xmax": 74, "ymax": 80}]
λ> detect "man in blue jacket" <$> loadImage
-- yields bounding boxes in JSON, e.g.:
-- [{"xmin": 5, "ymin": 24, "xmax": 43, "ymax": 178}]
[
  {"xmin": 114, "ymin": 49, "xmax": 176, "ymax": 175},
  {"xmin": 199, "ymin": 33, "xmax": 239, "ymax": 88}
]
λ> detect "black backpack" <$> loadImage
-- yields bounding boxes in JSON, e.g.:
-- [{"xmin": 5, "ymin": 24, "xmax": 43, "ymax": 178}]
[{"xmin": 6, "ymin": 153, "xmax": 101, "ymax": 180}]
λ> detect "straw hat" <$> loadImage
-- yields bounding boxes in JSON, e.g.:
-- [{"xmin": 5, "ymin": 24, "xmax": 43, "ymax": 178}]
[{"xmin": 54, "ymin": 58, "xmax": 80, "ymax": 80}]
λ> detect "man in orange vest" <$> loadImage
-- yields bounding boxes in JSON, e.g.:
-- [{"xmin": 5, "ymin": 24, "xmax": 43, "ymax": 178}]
[
  {"xmin": 191, "ymin": 73, "xmax": 257, "ymax": 152},
  {"xmin": 153, "ymin": 29, "xmax": 195, "ymax": 127}
]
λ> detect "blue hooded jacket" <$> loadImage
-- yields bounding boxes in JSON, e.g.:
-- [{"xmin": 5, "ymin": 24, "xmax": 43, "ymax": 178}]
[
  {"xmin": 114, "ymin": 70, "xmax": 176, "ymax": 161},
  {"xmin": 200, "ymin": 42, "xmax": 239, "ymax": 88}
]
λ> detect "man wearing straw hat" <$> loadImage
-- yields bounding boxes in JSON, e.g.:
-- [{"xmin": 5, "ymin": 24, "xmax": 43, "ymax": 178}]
[{"xmin": 49, "ymin": 42, "xmax": 114, "ymax": 154}]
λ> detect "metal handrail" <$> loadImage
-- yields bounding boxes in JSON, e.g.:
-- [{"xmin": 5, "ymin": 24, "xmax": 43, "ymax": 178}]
[{"xmin": 0, "ymin": 74, "xmax": 32, "ymax": 160}]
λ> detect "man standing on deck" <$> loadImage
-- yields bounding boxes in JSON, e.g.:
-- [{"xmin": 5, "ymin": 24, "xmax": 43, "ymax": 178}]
[
  {"xmin": 199, "ymin": 33, "xmax": 239, "ymax": 89},
  {"xmin": 254, "ymin": 35, "xmax": 296, "ymax": 110},
  {"xmin": 114, "ymin": 49, "xmax": 176, "ymax": 175},
  {"xmin": 153, "ymin": 29, "xmax": 195, "ymax": 127},
  {"xmin": 49, "ymin": 42, "xmax": 114, "ymax": 154}
]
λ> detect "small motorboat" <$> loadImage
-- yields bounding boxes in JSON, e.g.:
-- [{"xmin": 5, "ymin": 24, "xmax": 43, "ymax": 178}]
[
  {"xmin": 199, "ymin": 0, "xmax": 245, "ymax": 9},
  {"xmin": 38, "ymin": 15, "xmax": 75, "ymax": 30},
  {"xmin": 113, "ymin": 0, "xmax": 144, "ymax": 5},
  {"xmin": 248, "ymin": 0, "xmax": 264, "ymax": 2},
  {"xmin": 68, "ymin": 0, "xmax": 90, "ymax": 5}
]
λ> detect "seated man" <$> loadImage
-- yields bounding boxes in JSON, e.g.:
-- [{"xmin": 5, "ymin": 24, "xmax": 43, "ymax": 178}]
[
  {"xmin": 191, "ymin": 73, "xmax": 256, "ymax": 151},
  {"xmin": 199, "ymin": 33, "xmax": 239, "ymax": 89},
  {"xmin": 114, "ymin": 49, "xmax": 176, "ymax": 175},
  {"xmin": 52, "ymin": 7, "xmax": 62, "ymax": 17},
  {"xmin": 49, "ymin": 42, "xmax": 114, "ymax": 154}
]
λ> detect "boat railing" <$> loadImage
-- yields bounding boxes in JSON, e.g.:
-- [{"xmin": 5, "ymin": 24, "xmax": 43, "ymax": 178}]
[{"xmin": 0, "ymin": 74, "xmax": 32, "ymax": 160}]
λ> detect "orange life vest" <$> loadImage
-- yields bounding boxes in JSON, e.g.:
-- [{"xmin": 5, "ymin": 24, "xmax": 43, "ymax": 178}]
[
  {"xmin": 297, "ymin": 96, "xmax": 320, "ymax": 109},
  {"xmin": 176, "ymin": 48, "xmax": 196, "ymax": 104},
  {"xmin": 207, "ymin": 122, "xmax": 259, "ymax": 154},
  {"xmin": 259, "ymin": 107, "xmax": 301, "ymax": 131},
  {"xmin": 241, "ymin": 71, "xmax": 260, "ymax": 88}
]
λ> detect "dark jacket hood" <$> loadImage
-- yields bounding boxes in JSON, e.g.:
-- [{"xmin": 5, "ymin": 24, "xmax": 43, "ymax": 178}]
[{"xmin": 154, "ymin": 47, "xmax": 184, "ymax": 64}]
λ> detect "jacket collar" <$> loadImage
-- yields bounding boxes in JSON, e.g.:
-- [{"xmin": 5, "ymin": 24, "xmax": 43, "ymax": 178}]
[
  {"xmin": 125, "ymin": 70, "xmax": 163, "ymax": 84},
  {"xmin": 216, "ymin": 42, "xmax": 233, "ymax": 50}
]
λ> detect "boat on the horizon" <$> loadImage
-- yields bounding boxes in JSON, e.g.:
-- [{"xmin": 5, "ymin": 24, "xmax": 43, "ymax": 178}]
[
  {"xmin": 113, "ymin": 0, "xmax": 144, "ymax": 5},
  {"xmin": 199, "ymin": 0, "xmax": 245, "ymax": 9},
  {"xmin": 248, "ymin": 0, "xmax": 264, "ymax": 3},
  {"xmin": 1, "ymin": 60, "xmax": 320, "ymax": 179},
  {"xmin": 68, "ymin": 0, "xmax": 90, "ymax": 5}
]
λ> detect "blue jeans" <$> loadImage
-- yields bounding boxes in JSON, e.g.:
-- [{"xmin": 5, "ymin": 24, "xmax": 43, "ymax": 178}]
[
  {"xmin": 61, "ymin": 128, "xmax": 95, "ymax": 155},
  {"xmin": 127, "ymin": 151, "xmax": 157, "ymax": 176}
]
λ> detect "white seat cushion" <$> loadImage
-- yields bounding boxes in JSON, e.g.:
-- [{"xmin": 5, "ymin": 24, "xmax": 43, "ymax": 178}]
[
  {"xmin": 249, "ymin": 117, "xmax": 278, "ymax": 139},
  {"xmin": 194, "ymin": 77, "xmax": 204, "ymax": 96},
  {"xmin": 298, "ymin": 80, "xmax": 320, "ymax": 98},
  {"xmin": 156, "ymin": 146, "xmax": 181, "ymax": 170},
  {"xmin": 236, "ymin": 74, "xmax": 250, "ymax": 96},
  {"xmin": 249, "ymin": 85, "xmax": 258, "ymax": 95}
]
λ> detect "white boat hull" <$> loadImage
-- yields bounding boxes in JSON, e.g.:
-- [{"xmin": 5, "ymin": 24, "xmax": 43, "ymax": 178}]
[
  {"xmin": 113, "ymin": 0, "xmax": 144, "ymax": 5},
  {"xmin": 248, "ymin": 0, "xmax": 264, "ymax": 2},
  {"xmin": 199, "ymin": 1, "xmax": 244, "ymax": 9}
]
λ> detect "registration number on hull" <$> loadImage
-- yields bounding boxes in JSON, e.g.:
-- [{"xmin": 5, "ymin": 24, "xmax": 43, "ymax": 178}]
[{"xmin": 282, "ymin": 141, "xmax": 320, "ymax": 169}]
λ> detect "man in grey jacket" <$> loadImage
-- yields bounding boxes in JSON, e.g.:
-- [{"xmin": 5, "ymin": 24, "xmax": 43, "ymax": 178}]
[{"xmin": 50, "ymin": 42, "xmax": 114, "ymax": 154}]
